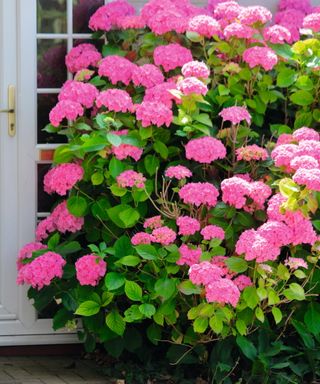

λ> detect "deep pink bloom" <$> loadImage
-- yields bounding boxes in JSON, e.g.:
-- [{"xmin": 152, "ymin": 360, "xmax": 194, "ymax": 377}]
[
  {"xmin": 236, "ymin": 145, "xmax": 268, "ymax": 161},
  {"xmin": 179, "ymin": 182, "xmax": 219, "ymax": 207},
  {"xmin": 297, "ymin": 140, "xmax": 320, "ymax": 162},
  {"xmin": 59, "ymin": 80, "xmax": 99, "ymax": 108},
  {"xmin": 177, "ymin": 244, "xmax": 202, "ymax": 266},
  {"xmin": 188, "ymin": 15, "xmax": 221, "ymax": 37},
  {"xmin": 177, "ymin": 216, "xmax": 200, "ymax": 236},
  {"xmin": 112, "ymin": 144, "xmax": 143, "ymax": 162},
  {"xmin": 214, "ymin": 1, "xmax": 243, "ymax": 21},
  {"xmin": 293, "ymin": 168, "xmax": 320, "ymax": 191},
  {"xmin": 65, "ymin": 44, "xmax": 102, "ymax": 73},
  {"xmin": 153, "ymin": 44, "xmax": 193, "ymax": 72},
  {"xmin": 165, "ymin": 165, "xmax": 192, "ymax": 180},
  {"xmin": 147, "ymin": 9, "xmax": 189, "ymax": 35},
  {"xmin": 278, "ymin": 0, "xmax": 312, "ymax": 13},
  {"xmin": 44, "ymin": 163, "xmax": 84, "ymax": 196},
  {"xmin": 303, "ymin": 12, "xmax": 320, "ymax": 32},
  {"xmin": 290, "ymin": 155, "xmax": 319, "ymax": 171},
  {"xmin": 135, "ymin": 101, "xmax": 173, "ymax": 128},
  {"xmin": 143, "ymin": 216, "xmax": 163, "ymax": 230},
  {"xmin": 239, "ymin": 6, "xmax": 272, "ymax": 25},
  {"xmin": 96, "ymin": 89, "xmax": 134, "ymax": 112},
  {"xmin": 116, "ymin": 170, "xmax": 146, "ymax": 189},
  {"xmin": 117, "ymin": 15, "xmax": 146, "ymax": 30},
  {"xmin": 98, "ymin": 56, "xmax": 137, "ymax": 85},
  {"xmin": 263, "ymin": 25, "xmax": 291, "ymax": 44},
  {"xmin": 52, "ymin": 201, "xmax": 84, "ymax": 234},
  {"xmin": 75, "ymin": 255, "xmax": 106, "ymax": 286},
  {"xmin": 293, "ymin": 127, "xmax": 320, "ymax": 142},
  {"xmin": 233, "ymin": 275, "xmax": 252, "ymax": 291},
  {"xmin": 182, "ymin": 61, "xmax": 210, "ymax": 79},
  {"xmin": 131, "ymin": 232, "xmax": 155, "ymax": 245},
  {"xmin": 243, "ymin": 47, "xmax": 278, "ymax": 71},
  {"xmin": 189, "ymin": 262, "xmax": 224, "ymax": 285},
  {"xmin": 276, "ymin": 133, "xmax": 295, "ymax": 146},
  {"xmin": 177, "ymin": 77, "xmax": 208, "ymax": 96},
  {"xmin": 185, "ymin": 136, "xmax": 226, "ymax": 164},
  {"xmin": 152, "ymin": 226, "xmax": 176, "ymax": 245},
  {"xmin": 144, "ymin": 82, "xmax": 179, "ymax": 108},
  {"xmin": 132, "ymin": 64, "xmax": 164, "ymax": 89},
  {"xmin": 257, "ymin": 221, "xmax": 293, "ymax": 247},
  {"xmin": 219, "ymin": 106, "xmax": 251, "ymax": 125},
  {"xmin": 17, "ymin": 242, "xmax": 47, "ymax": 271},
  {"xmin": 201, "ymin": 225, "xmax": 225, "ymax": 241},
  {"xmin": 224, "ymin": 23, "xmax": 256, "ymax": 40},
  {"xmin": 271, "ymin": 143, "xmax": 299, "ymax": 172},
  {"xmin": 206, "ymin": 278, "xmax": 240, "ymax": 307},
  {"xmin": 49, "ymin": 100, "xmax": 84, "ymax": 127}
]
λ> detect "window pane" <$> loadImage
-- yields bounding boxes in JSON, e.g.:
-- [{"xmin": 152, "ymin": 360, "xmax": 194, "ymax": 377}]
[
  {"xmin": 73, "ymin": 0, "xmax": 104, "ymax": 33},
  {"xmin": 73, "ymin": 38, "xmax": 103, "ymax": 50},
  {"xmin": 37, "ymin": 39, "xmax": 67, "ymax": 88},
  {"xmin": 37, "ymin": 163, "xmax": 58, "ymax": 213},
  {"xmin": 37, "ymin": 0, "xmax": 67, "ymax": 34}
]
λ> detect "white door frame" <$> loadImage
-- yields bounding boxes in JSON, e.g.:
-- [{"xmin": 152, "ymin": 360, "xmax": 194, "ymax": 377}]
[{"xmin": 0, "ymin": 0, "xmax": 78, "ymax": 345}]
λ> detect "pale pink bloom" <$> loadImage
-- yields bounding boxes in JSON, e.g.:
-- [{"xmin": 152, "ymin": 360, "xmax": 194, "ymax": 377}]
[
  {"xmin": 153, "ymin": 44, "xmax": 193, "ymax": 72},
  {"xmin": 116, "ymin": 170, "xmax": 146, "ymax": 189},
  {"xmin": 177, "ymin": 77, "xmax": 208, "ymax": 96},
  {"xmin": 201, "ymin": 225, "xmax": 225, "ymax": 241},
  {"xmin": 144, "ymin": 82, "xmax": 179, "ymax": 108},
  {"xmin": 96, "ymin": 89, "xmax": 134, "ymax": 112},
  {"xmin": 224, "ymin": 23, "xmax": 256, "ymax": 40},
  {"xmin": 189, "ymin": 262, "xmax": 224, "ymax": 285},
  {"xmin": 185, "ymin": 136, "xmax": 226, "ymax": 164},
  {"xmin": 144, "ymin": 216, "xmax": 163, "ymax": 230},
  {"xmin": 221, "ymin": 177, "xmax": 250, "ymax": 209},
  {"xmin": 147, "ymin": 9, "xmax": 189, "ymax": 35},
  {"xmin": 117, "ymin": 15, "xmax": 146, "ymax": 29},
  {"xmin": 152, "ymin": 226, "xmax": 176, "ymax": 245},
  {"xmin": 206, "ymin": 278, "xmax": 240, "ymax": 307},
  {"xmin": 267, "ymin": 193, "xmax": 287, "ymax": 222},
  {"xmin": 59, "ymin": 80, "xmax": 98, "ymax": 108},
  {"xmin": 293, "ymin": 127, "xmax": 320, "ymax": 142},
  {"xmin": 214, "ymin": 1, "xmax": 243, "ymax": 21},
  {"xmin": 263, "ymin": 25, "xmax": 291, "ymax": 44},
  {"xmin": 17, "ymin": 242, "xmax": 47, "ymax": 271},
  {"xmin": 65, "ymin": 44, "xmax": 102, "ymax": 73},
  {"xmin": 113, "ymin": 144, "xmax": 143, "ymax": 162},
  {"xmin": 243, "ymin": 47, "xmax": 278, "ymax": 71},
  {"xmin": 303, "ymin": 12, "xmax": 320, "ymax": 32},
  {"xmin": 239, "ymin": 6, "xmax": 272, "ymax": 25},
  {"xmin": 44, "ymin": 163, "xmax": 84, "ymax": 196},
  {"xmin": 165, "ymin": 165, "xmax": 192, "ymax": 180},
  {"xmin": 278, "ymin": 0, "xmax": 312, "ymax": 13},
  {"xmin": 132, "ymin": 64, "xmax": 164, "ymax": 89},
  {"xmin": 211, "ymin": 256, "xmax": 233, "ymax": 277},
  {"xmin": 135, "ymin": 101, "xmax": 173, "ymax": 128},
  {"xmin": 179, "ymin": 182, "xmax": 219, "ymax": 207},
  {"xmin": 75, "ymin": 255, "xmax": 106, "ymax": 286},
  {"xmin": 182, "ymin": 61, "xmax": 210, "ymax": 79},
  {"xmin": 276, "ymin": 133, "xmax": 295, "ymax": 146},
  {"xmin": 293, "ymin": 168, "xmax": 320, "ymax": 191},
  {"xmin": 49, "ymin": 100, "xmax": 84, "ymax": 127},
  {"xmin": 177, "ymin": 244, "xmax": 202, "ymax": 266},
  {"xmin": 246, "ymin": 181, "xmax": 272, "ymax": 212},
  {"xmin": 219, "ymin": 106, "xmax": 251, "ymax": 125},
  {"xmin": 259, "ymin": 264, "xmax": 273, "ymax": 273},
  {"xmin": 188, "ymin": 15, "xmax": 221, "ymax": 38},
  {"xmin": 131, "ymin": 232, "xmax": 155, "ymax": 245},
  {"xmin": 17, "ymin": 252, "xmax": 66, "ymax": 290},
  {"xmin": 297, "ymin": 140, "xmax": 320, "ymax": 162},
  {"xmin": 177, "ymin": 216, "xmax": 200, "ymax": 236},
  {"xmin": 236, "ymin": 145, "xmax": 268, "ymax": 162},
  {"xmin": 271, "ymin": 144, "xmax": 299, "ymax": 172},
  {"xmin": 290, "ymin": 155, "xmax": 319, "ymax": 171},
  {"xmin": 233, "ymin": 275, "xmax": 252, "ymax": 291},
  {"xmin": 98, "ymin": 56, "xmax": 137, "ymax": 85},
  {"xmin": 285, "ymin": 257, "xmax": 308, "ymax": 270}
]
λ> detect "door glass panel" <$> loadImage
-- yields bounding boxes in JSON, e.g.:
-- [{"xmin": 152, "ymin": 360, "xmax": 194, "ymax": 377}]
[
  {"xmin": 37, "ymin": 0, "xmax": 67, "ymax": 33},
  {"xmin": 73, "ymin": 0, "xmax": 104, "ymax": 33},
  {"xmin": 37, "ymin": 163, "xmax": 58, "ymax": 213}
]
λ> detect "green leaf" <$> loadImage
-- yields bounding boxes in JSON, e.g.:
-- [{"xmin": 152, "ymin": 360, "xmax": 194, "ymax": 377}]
[
  {"xmin": 178, "ymin": 280, "xmax": 202, "ymax": 295},
  {"xmin": 102, "ymin": 44, "xmax": 126, "ymax": 57},
  {"xmin": 107, "ymin": 132, "xmax": 122, "ymax": 147},
  {"xmin": 277, "ymin": 263, "xmax": 290, "ymax": 281},
  {"xmin": 236, "ymin": 335, "xmax": 257, "ymax": 361},
  {"xmin": 110, "ymin": 184, "xmax": 127, "ymax": 197},
  {"xmin": 144, "ymin": 155, "xmax": 160, "ymax": 176},
  {"xmin": 67, "ymin": 196, "xmax": 88, "ymax": 217},
  {"xmin": 109, "ymin": 157, "xmax": 125, "ymax": 178},
  {"xmin": 283, "ymin": 283, "xmax": 305, "ymax": 301},
  {"xmin": 295, "ymin": 75, "xmax": 314, "ymax": 91},
  {"xmin": 125, "ymin": 280, "xmax": 143, "ymax": 301},
  {"xmin": 47, "ymin": 233, "xmax": 60, "ymax": 250},
  {"xmin": 147, "ymin": 323, "xmax": 162, "ymax": 345},
  {"xmin": 193, "ymin": 317, "xmax": 209, "ymax": 333},
  {"xmin": 290, "ymin": 90, "xmax": 314, "ymax": 106},
  {"xmin": 225, "ymin": 257, "xmax": 248, "ymax": 273},
  {"xmin": 193, "ymin": 114, "xmax": 213, "ymax": 127},
  {"xmin": 135, "ymin": 244, "xmax": 158, "ymax": 260},
  {"xmin": 272, "ymin": 307, "xmax": 282, "ymax": 325},
  {"xmin": 56, "ymin": 241, "xmax": 81, "ymax": 256},
  {"xmin": 209, "ymin": 316, "xmax": 223, "ymax": 334},
  {"xmin": 139, "ymin": 303, "xmax": 156, "ymax": 318},
  {"xmin": 116, "ymin": 255, "xmax": 141, "ymax": 267},
  {"xmin": 53, "ymin": 145, "xmax": 73, "ymax": 164},
  {"xmin": 154, "ymin": 278, "xmax": 176, "ymax": 300},
  {"xmin": 53, "ymin": 308, "xmax": 73, "ymax": 330},
  {"xmin": 304, "ymin": 303, "xmax": 320, "ymax": 335},
  {"xmin": 268, "ymin": 289, "xmax": 280, "ymax": 305},
  {"xmin": 236, "ymin": 319, "xmax": 247, "ymax": 336},
  {"xmin": 75, "ymin": 301, "xmax": 100, "ymax": 316},
  {"xmin": 105, "ymin": 310, "xmax": 126, "ymax": 336},
  {"xmin": 105, "ymin": 272, "xmax": 125, "ymax": 291},
  {"xmin": 153, "ymin": 141, "xmax": 168, "ymax": 159},
  {"xmin": 91, "ymin": 172, "xmax": 104, "ymax": 185},
  {"xmin": 101, "ymin": 292, "xmax": 114, "ymax": 307},
  {"xmin": 255, "ymin": 307, "xmax": 265, "ymax": 323},
  {"xmin": 74, "ymin": 122, "xmax": 92, "ymax": 131},
  {"xmin": 91, "ymin": 198, "xmax": 110, "ymax": 221},
  {"xmin": 243, "ymin": 287, "xmax": 259, "ymax": 309},
  {"xmin": 279, "ymin": 178, "xmax": 300, "ymax": 198},
  {"xmin": 292, "ymin": 319, "xmax": 315, "ymax": 349},
  {"xmin": 119, "ymin": 207, "xmax": 140, "ymax": 228},
  {"xmin": 276, "ymin": 68, "xmax": 296, "ymax": 87}
]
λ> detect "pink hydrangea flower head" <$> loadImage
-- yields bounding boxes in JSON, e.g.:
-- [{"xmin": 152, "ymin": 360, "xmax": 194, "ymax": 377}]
[
  {"xmin": 165, "ymin": 165, "xmax": 192, "ymax": 180},
  {"xmin": 182, "ymin": 61, "xmax": 210, "ymax": 79},
  {"xmin": 75, "ymin": 255, "xmax": 106, "ymax": 286},
  {"xmin": 152, "ymin": 226, "xmax": 176, "ymax": 245},
  {"xmin": 49, "ymin": 100, "xmax": 84, "ymax": 127},
  {"xmin": 271, "ymin": 143, "xmax": 299, "ymax": 172},
  {"xmin": 293, "ymin": 127, "xmax": 320, "ymax": 142},
  {"xmin": 243, "ymin": 47, "xmax": 278, "ymax": 71},
  {"xmin": 177, "ymin": 77, "xmax": 208, "ymax": 96},
  {"xmin": 135, "ymin": 101, "xmax": 173, "ymax": 128},
  {"xmin": 59, "ymin": 80, "xmax": 99, "ymax": 108},
  {"xmin": 44, "ymin": 163, "xmax": 84, "ymax": 196},
  {"xmin": 246, "ymin": 181, "xmax": 272, "ymax": 212},
  {"xmin": 214, "ymin": 1, "xmax": 243, "ymax": 21},
  {"xmin": 189, "ymin": 261, "xmax": 224, "ymax": 285},
  {"xmin": 143, "ymin": 216, "xmax": 163, "ymax": 230},
  {"xmin": 303, "ymin": 13, "xmax": 320, "ymax": 32},
  {"xmin": 221, "ymin": 176, "xmax": 250, "ymax": 209},
  {"xmin": 219, "ymin": 106, "xmax": 251, "ymax": 125},
  {"xmin": 257, "ymin": 220, "xmax": 293, "ymax": 247},
  {"xmin": 297, "ymin": 140, "xmax": 320, "ymax": 162},
  {"xmin": 17, "ymin": 242, "xmax": 47, "ymax": 271},
  {"xmin": 206, "ymin": 278, "xmax": 240, "ymax": 307},
  {"xmin": 36, "ymin": 217, "xmax": 56, "ymax": 241},
  {"xmin": 52, "ymin": 201, "xmax": 84, "ymax": 234},
  {"xmin": 185, "ymin": 136, "xmax": 226, "ymax": 164},
  {"xmin": 274, "ymin": 9, "xmax": 304, "ymax": 42},
  {"xmin": 188, "ymin": 15, "xmax": 221, "ymax": 38},
  {"xmin": 276, "ymin": 133, "xmax": 295, "ymax": 146},
  {"xmin": 89, "ymin": 0, "xmax": 135, "ymax": 31},
  {"xmin": 201, "ymin": 225, "xmax": 225, "ymax": 241},
  {"xmin": 233, "ymin": 275, "xmax": 252, "ymax": 291},
  {"xmin": 144, "ymin": 82, "xmax": 179, "ymax": 108},
  {"xmin": 116, "ymin": 170, "xmax": 146, "ymax": 189},
  {"xmin": 96, "ymin": 89, "xmax": 134, "ymax": 112},
  {"xmin": 179, "ymin": 182, "xmax": 219, "ymax": 207},
  {"xmin": 278, "ymin": 0, "xmax": 312, "ymax": 13},
  {"xmin": 65, "ymin": 44, "xmax": 102, "ymax": 73},
  {"xmin": 17, "ymin": 252, "xmax": 66, "ymax": 290},
  {"xmin": 285, "ymin": 257, "xmax": 308, "ymax": 270},
  {"xmin": 236, "ymin": 145, "xmax": 268, "ymax": 161},
  {"xmin": 131, "ymin": 232, "xmax": 155, "ymax": 245},
  {"xmin": 176, "ymin": 216, "xmax": 200, "ymax": 236},
  {"xmin": 287, "ymin": 213, "xmax": 317, "ymax": 246},
  {"xmin": 177, "ymin": 244, "xmax": 202, "ymax": 266},
  {"xmin": 147, "ymin": 9, "xmax": 189, "ymax": 35},
  {"xmin": 263, "ymin": 25, "xmax": 291, "ymax": 44},
  {"xmin": 117, "ymin": 15, "xmax": 146, "ymax": 30},
  {"xmin": 98, "ymin": 56, "xmax": 137, "ymax": 85},
  {"xmin": 112, "ymin": 144, "xmax": 143, "ymax": 162},
  {"xmin": 239, "ymin": 6, "xmax": 272, "ymax": 25},
  {"xmin": 290, "ymin": 155, "xmax": 319, "ymax": 171},
  {"xmin": 132, "ymin": 64, "xmax": 164, "ymax": 89},
  {"xmin": 224, "ymin": 23, "xmax": 257, "ymax": 40},
  {"xmin": 293, "ymin": 168, "xmax": 320, "ymax": 191},
  {"xmin": 267, "ymin": 193, "xmax": 287, "ymax": 222},
  {"xmin": 153, "ymin": 44, "xmax": 193, "ymax": 72}
]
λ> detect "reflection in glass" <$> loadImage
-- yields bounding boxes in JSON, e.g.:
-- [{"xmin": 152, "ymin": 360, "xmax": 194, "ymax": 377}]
[
  {"xmin": 37, "ymin": 163, "xmax": 58, "ymax": 213},
  {"xmin": 37, "ymin": 93, "xmax": 67, "ymax": 144},
  {"xmin": 73, "ymin": 0, "xmax": 104, "ymax": 33},
  {"xmin": 37, "ymin": 0, "xmax": 67, "ymax": 34},
  {"xmin": 37, "ymin": 39, "xmax": 67, "ymax": 88}
]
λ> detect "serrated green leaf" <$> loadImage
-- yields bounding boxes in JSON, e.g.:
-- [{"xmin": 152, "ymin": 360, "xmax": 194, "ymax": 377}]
[
  {"xmin": 75, "ymin": 301, "xmax": 100, "ymax": 316},
  {"xmin": 105, "ymin": 310, "xmax": 125, "ymax": 336},
  {"xmin": 125, "ymin": 280, "xmax": 143, "ymax": 301}
]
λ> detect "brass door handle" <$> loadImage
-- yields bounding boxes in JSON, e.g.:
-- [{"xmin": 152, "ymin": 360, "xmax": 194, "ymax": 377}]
[{"xmin": 0, "ymin": 85, "xmax": 16, "ymax": 137}]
